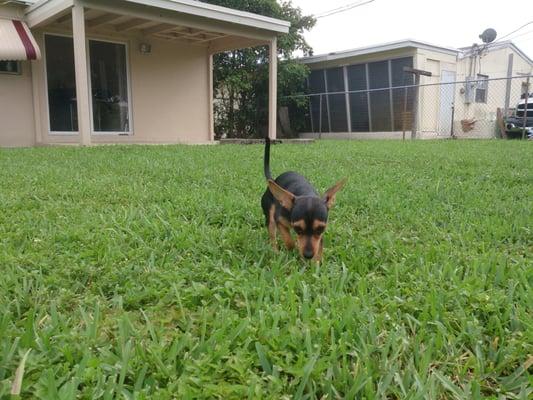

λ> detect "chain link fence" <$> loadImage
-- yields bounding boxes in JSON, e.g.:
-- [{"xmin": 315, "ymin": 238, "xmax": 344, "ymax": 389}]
[{"xmin": 286, "ymin": 75, "xmax": 533, "ymax": 140}]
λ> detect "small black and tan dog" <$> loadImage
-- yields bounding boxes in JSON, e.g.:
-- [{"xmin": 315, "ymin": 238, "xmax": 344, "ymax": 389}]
[{"xmin": 261, "ymin": 138, "xmax": 345, "ymax": 261}]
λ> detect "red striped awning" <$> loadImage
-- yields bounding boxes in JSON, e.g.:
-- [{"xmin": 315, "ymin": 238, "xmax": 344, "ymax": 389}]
[{"xmin": 0, "ymin": 18, "xmax": 41, "ymax": 61}]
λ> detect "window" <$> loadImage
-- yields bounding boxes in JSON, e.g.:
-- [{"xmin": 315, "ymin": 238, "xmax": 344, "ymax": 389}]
[
  {"xmin": 44, "ymin": 34, "xmax": 131, "ymax": 134},
  {"xmin": 476, "ymin": 74, "xmax": 488, "ymax": 103},
  {"xmin": 89, "ymin": 40, "xmax": 130, "ymax": 132},
  {"xmin": 0, "ymin": 61, "xmax": 21, "ymax": 74},
  {"xmin": 45, "ymin": 35, "xmax": 78, "ymax": 132}
]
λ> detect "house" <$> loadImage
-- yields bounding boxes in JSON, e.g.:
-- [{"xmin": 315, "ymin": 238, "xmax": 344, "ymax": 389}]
[
  {"xmin": 0, "ymin": 0, "xmax": 289, "ymax": 147},
  {"xmin": 298, "ymin": 39, "xmax": 533, "ymax": 139}
]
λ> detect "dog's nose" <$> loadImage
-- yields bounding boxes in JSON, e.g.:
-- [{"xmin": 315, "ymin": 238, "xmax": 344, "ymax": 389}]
[{"xmin": 303, "ymin": 249, "xmax": 314, "ymax": 260}]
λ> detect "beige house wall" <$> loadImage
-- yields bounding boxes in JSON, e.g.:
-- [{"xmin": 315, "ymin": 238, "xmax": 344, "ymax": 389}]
[
  {"xmin": 1, "ymin": 20, "xmax": 211, "ymax": 147},
  {"xmin": 453, "ymin": 47, "xmax": 533, "ymax": 138},
  {"xmin": 30, "ymin": 26, "xmax": 210, "ymax": 146},
  {"xmin": 0, "ymin": 61, "xmax": 36, "ymax": 147},
  {"xmin": 415, "ymin": 49, "xmax": 458, "ymax": 134},
  {"xmin": 0, "ymin": 5, "xmax": 36, "ymax": 147}
]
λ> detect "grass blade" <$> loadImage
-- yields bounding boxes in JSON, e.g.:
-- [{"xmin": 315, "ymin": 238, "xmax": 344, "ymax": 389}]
[{"xmin": 10, "ymin": 349, "xmax": 31, "ymax": 396}]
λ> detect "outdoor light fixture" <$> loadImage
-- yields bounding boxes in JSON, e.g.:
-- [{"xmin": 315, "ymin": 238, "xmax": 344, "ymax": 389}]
[{"xmin": 139, "ymin": 43, "xmax": 152, "ymax": 55}]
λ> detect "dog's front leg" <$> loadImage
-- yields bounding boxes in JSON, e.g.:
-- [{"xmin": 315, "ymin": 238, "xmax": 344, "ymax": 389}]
[
  {"xmin": 278, "ymin": 223, "xmax": 295, "ymax": 251},
  {"xmin": 268, "ymin": 206, "xmax": 278, "ymax": 252}
]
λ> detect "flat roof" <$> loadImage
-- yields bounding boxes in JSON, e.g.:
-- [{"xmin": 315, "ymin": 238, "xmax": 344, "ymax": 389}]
[
  {"xmin": 299, "ymin": 39, "xmax": 459, "ymax": 64},
  {"xmin": 24, "ymin": 0, "xmax": 290, "ymax": 33}
]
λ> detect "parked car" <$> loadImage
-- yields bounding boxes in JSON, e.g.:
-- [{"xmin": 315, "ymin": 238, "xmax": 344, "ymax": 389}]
[{"xmin": 505, "ymin": 93, "xmax": 533, "ymax": 139}]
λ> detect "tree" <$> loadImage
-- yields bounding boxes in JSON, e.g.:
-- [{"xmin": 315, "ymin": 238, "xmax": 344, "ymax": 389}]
[{"xmin": 203, "ymin": 0, "xmax": 316, "ymax": 138}]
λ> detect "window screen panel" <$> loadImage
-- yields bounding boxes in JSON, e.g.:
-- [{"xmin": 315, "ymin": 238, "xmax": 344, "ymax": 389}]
[
  {"xmin": 309, "ymin": 69, "xmax": 325, "ymax": 94},
  {"xmin": 368, "ymin": 61, "xmax": 392, "ymax": 131},
  {"xmin": 347, "ymin": 64, "xmax": 369, "ymax": 132},
  {"xmin": 391, "ymin": 57, "xmax": 414, "ymax": 87},
  {"xmin": 392, "ymin": 87, "xmax": 414, "ymax": 131},
  {"xmin": 308, "ymin": 70, "xmax": 328, "ymax": 132},
  {"xmin": 370, "ymin": 89, "xmax": 392, "ymax": 131},
  {"xmin": 310, "ymin": 95, "xmax": 329, "ymax": 133},
  {"xmin": 350, "ymin": 92, "xmax": 369, "ymax": 132},
  {"xmin": 325, "ymin": 68, "xmax": 347, "ymax": 131},
  {"xmin": 391, "ymin": 58, "xmax": 415, "ymax": 131},
  {"xmin": 368, "ymin": 61, "xmax": 390, "ymax": 89},
  {"xmin": 347, "ymin": 64, "xmax": 367, "ymax": 91},
  {"xmin": 328, "ymin": 93, "xmax": 348, "ymax": 132},
  {"xmin": 326, "ymin": 67, "xmax": 345, "ymax": 93}
]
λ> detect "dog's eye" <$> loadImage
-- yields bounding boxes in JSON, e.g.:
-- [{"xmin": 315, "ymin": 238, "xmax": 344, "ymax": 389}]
[
  {"xmin": 294, "ymin": 227, "xmax": 304, "ymax": 235},
  {"xmin": 315, "ymin": 227, "xmax": 325, "ymax": 235}
]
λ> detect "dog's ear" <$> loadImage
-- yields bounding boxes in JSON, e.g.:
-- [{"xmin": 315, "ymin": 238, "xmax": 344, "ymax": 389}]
[
  {"xmin": 323, "ymin": 178, "xmax": 346, "ymax": 209},
  {"xmin": 268, "ymin": 179, "xmax": 295, "ymax": 210}
]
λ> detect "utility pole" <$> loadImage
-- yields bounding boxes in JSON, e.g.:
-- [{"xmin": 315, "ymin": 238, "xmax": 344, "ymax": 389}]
[{"xmin": 404, "ymin": 67, "xmax": 432, "ymax": 139}]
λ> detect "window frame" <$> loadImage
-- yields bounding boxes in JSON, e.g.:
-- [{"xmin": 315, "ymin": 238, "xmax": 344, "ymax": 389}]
[
  {"xmin": 87, "ymin": 37, "xmax": 133, "ymax": 135},
  {"xmin": 475, "ymin": 74, "xmax": 488, "ymax": 104},
  {"xmin": 0, "ymin": 60, "xmax": 22, "ymax": 75},
  {"xmin": 43, "ymin": 33, "xmax": 133, "ymax": 136}
]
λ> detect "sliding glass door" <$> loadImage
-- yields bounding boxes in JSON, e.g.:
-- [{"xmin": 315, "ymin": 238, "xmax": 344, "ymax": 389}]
[
  {"xmin": 89, "ymin": 40, "xmax": 130, "ymax": 133},
  {"xmin": 45, "ymin": 34, "xmax": 131, "ymax": 134}
]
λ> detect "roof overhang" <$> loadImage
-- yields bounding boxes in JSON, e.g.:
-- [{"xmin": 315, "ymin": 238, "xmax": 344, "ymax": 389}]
[
  {"xmin": 123, "ymin": 0, "xmax": 290, "ymax": 33},
  {"xmin": 25, "ymin": 0, "xmax": 290, "ymax": 37},
  {"xmin": 4, "ymin": 1, "xmax": 37, "ymax": 5},
  {"xmin": 300, "ymin": 39, "xmax": 459, "ymax": 64},
  {"xmin": 25, "ymin": 0, "xmax": 72, "ymax": 28}
]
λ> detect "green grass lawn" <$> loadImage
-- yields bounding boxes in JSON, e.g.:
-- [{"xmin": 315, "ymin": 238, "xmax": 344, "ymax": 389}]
[{"xmin": 0, "ymin": 140, "xmax": 532, "ymax": 399}]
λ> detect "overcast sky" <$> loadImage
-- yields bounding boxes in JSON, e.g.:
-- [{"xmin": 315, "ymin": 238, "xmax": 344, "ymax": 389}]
[{"xmin": 289, "ymin": 0, "xmax": 533, "ymax": 60}]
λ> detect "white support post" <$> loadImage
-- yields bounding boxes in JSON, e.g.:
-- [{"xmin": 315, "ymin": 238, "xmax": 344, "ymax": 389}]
[
  {"xmin": 31, "ymin": 60, "xmax": 43, "ymax": 145},
  {"xmin": 208, "ymin": 53, "xmax": 214, "ymax": 141},
  {"xmin": 72, "ymin": 2, "xmax": 91, "ymax": 146},
  {"xmin": 268, "ymin": 37, "xmax": 277, "ymax": 140}
]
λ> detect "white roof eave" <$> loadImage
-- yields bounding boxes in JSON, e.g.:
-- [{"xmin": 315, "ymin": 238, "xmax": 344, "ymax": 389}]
[
  {"xmin": 9, "ymin": 0, "xmax": 38, "ymax": 4},
  {"xmin": 300, "ymin": 39, "xmax": 459, "ymax": 64},
  {"xmin": 459, "ymin": 41, "xmax": 533, "ymax": 66},
  {"xmin": 25, "ymin": 0, "xmax": 290, "ymax": 34}
]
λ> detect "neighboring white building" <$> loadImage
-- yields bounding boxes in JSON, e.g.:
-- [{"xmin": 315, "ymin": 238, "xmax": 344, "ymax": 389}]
[{"xmin": 298, "ymin": 39, "xmax": 533, "ymax": 139}]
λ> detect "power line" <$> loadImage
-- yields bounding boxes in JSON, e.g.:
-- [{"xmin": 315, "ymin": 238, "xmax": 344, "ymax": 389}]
[
  {"xmin": 505, "ymin": 29, "xmax": 533, "ymax": 42},
  {"xmin": 496, "ymin": 20, "xmax": 533, "ymax": 42},
  {"xmin": 481, "ymin": 22, "xmax": 533, "ymax": 51},
  {"xmin": 314, "ymin": 0, "xmax": 376, "ymax": 19},
  {"xmin": 315, "ymin": 0, "xmax": 375, "ymax": 18}
]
